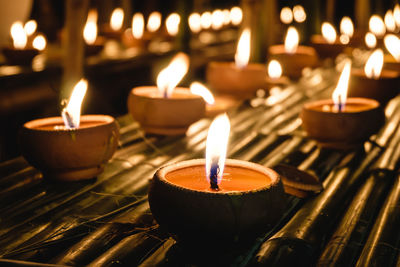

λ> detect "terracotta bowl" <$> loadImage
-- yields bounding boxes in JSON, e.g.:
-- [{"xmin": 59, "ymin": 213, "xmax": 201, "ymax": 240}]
[
  {"xmin": 206, "ymin": 62, "xmax": 268, "ymax": 99},
  {"xmin": 301, "ymin": 98, "xmax": 384, "ymax": 149},
  {"xmin": 349, "ymin": 68, "xmax": 400, "ymax": 105},
  {"xmin": 268, "ymin": 45, "xmax": 319, "ymax": 79},
  {"xmin": 19, "ymin": 115, "xmax": 119, "ymax": 181},
  {"xmin": 127, "ymin": 87, "xmax": 205, "ymax": 135},
  {"xmin": 148, "ymin": 159, "xmax": 286, "ymax": 245},
  {"xmin": 121, "ymin": 30, "xmax": 151, "ymax": 49},
  {"xmin": 2, "ymin": 47, "xmax": 39, "ymax": 66},
  {"xmin": 310, "ymin": 35, "xmax": 346, "ymax": 59}
]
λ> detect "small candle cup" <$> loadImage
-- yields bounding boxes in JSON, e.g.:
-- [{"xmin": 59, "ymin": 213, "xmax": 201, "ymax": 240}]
[
  {"xmin": 310, "ymin": 35, "xmax": 347, "ymax": 59},
  {"xmin": 206, "ymin": 62, "xmax": 269, "ymax": 99},
  {"xmin": 348, "ymin": 68, "xmax": 400, "ymax": 105},
  {"xmin": 85, "ymin": 37, "xmax": 105, "ymax": 56},
  {"xmin": 2, "ymin": 47, "xmax": 39, "ymax": 66},
  {"xmin": 127, "ymin": 87, "xmax": 206, "ymax": 135},
  {"xmin": 19, "ymin": 115, "xmax": 119, "ymax": 181},
  {"xmin": 301, "ymin": 98, "xmax": 385, "ymax": 149},
  {"xmin": 148, "ymin": 159, "xmax": 286, "ymax": 245},
  {"xmin": 268, "ymin": 45, "xmax": 319, "ymax": 79}
]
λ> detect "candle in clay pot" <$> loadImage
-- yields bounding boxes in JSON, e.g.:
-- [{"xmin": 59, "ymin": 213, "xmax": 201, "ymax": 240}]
[
  {"xmin": 269, "ymin": 26, "xmax": 318, "ymax": 79},
  {"xmin": 206, "ymin": 28, "xmax": 269, "ymax": 99},
  {"xmin": 127, "ymin": 53, "xmax": 205, "ymax": 135},
  {"xmin": 122, "ymin": 13, "xmax": 151, "ymax": 49},
  {"xmin": 310, "ymin": 22, "xmax": 347, "ymax": 59},
  {"xmin": 148, "ymin": 114, "xmax": 286, "ymax": 245},
  {"xmin": 301, "ymin": 60, "xmax": 385, "ymax": 149},
  {"xmin": 2, "ymin": 21, "xmax": 39, "ymax": 65},
  {"xmin": 349, "ymin": 48, "xmax": 400, "ymax": 105},
  {"xmin": 19, "ymin": 79, "xmax": 119, "ymax": 181},
  {"xmin": 265, "ymin": 60, "xmax": 290, "ymax": 88},
  {"xmin": 100, "ymin": 8, "xmax": 125, "ymax": 39}
]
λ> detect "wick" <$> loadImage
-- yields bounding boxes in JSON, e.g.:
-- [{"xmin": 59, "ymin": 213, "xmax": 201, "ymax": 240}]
[
  {"xmin": 338, "ymin": 95, "xmax": 343, "ymax": 112},
  {"xmin": 163, "ymin": 87, "xmax": 168, "ymax": 99},
  {"xmin": 62, "ymin": 109, "xmax": 76, "ymax": 129},
  {"xmin": 210, "ymin": 162, "xmax": 220, "ymax": 191}
]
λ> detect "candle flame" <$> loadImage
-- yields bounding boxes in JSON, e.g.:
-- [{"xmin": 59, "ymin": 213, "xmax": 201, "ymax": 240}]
[
  {"xmin": 147, "ymin": 11, "xmax": 162, "ymax": 32},
  {"xmin": 230, "ymin": 6, "xmax": 242, "ymax": 26},
  {"xmin": 384, "ymin": 10, "xmax": 396, "ymax": 32},
  {"xmin": 10, "ymin": 21, "xmax": 27, "ymax": 49},
  {"xmin": 190, "ymin": 82, "xmax": 215, "ymax": 105},
  {"xmin": 166, "ymin": 13, "xmax": 180, "ymax": 36},
  {"xmin": 280, "ymin": 7, "xmax": 293, "ymax": 24},
  {"xmin": 156, "ymin": 52, "xmax": 189, "ymax": 98},
  {"xmin": 365, "ymin": 32, "xmax": 377, "ymax": 48},
  {"xmin": 110, "ymin": 8, "xmax": 124, "ymax": 31},
  {"xmin": 211, "ymin": 9, "xmax": 224, "ymax": 30},
  {"xmin": 268, "ymin": 60, "xmax": 282, "ymax": 79},
  {"xmin": 206, "ymin": 113, "xmax": 230, "ymax": 188},
  {"xmin": 284, "ymin": 26, "xmax": 299, "ymax": 54},
  {"xmin": 32, "ymin": 34, "xmax": 46, "ymax": 51},
  {"xmin": 394, "ymin": 4, "xmax": 400, "ymax": 28},
  {"xmin": 339, "ymin": 34, "xmax": 350, "ymax": 44},
  {"xmin": 293, "ymin": 5, "xmax": 306, "ymax": 23},
  {"xmin": 62, "ymin": 79, "xmax": 88, "ymax": 129},
  {"xmin": 24, "ymin": 20, "xmax": 37, "ymax": 36},
  {"xmin": 364, "ymin": 49, "xmax": 384, "ymax": 79},
  {"xmin": 384, "ymin": 34, "xmax": 400, "ymax": 62},
  {"xmin": 83, "ymin": 9, "xmax": 98, "ymax": 45},
  {"xmin": 189, "ymin": 13, "xmax": 201, "ymax": 33},
  {"xmin": 332, "ymin": 59, "xmax": 352, "ymax": 111},
  {"xmin": 369, "ymin": 15, "xmax": 386, "ymax": 37},
  {"xmin": 322, "ymin": 22, "xmax": 337, "ymax": 44},
  {"xmin": 200, "ymin": 11, "xmax": 212, "ymax": 30},
  {"xmin": 235, "ymin": 28, "xmax": 251, "ymax": 69},
  {"xmin": 131, "ymin": 13, "xmax": 144, "ymax": 39},
  {"xmin": 222, "ymin": 9, "xmax": 230, "ymax": 25},
  {"xmin": 340, "ymin": 16, "xmax": 354, "ymax": 37}
]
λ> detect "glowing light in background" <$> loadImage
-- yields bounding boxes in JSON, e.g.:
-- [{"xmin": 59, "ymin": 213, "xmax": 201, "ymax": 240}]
[
  {"xmin": 147, "ymin": 11, "xmax": 162, "ymax": 33},
  {"xmin": 230, "ymin": 6, "xmax": 243, "ymax": 26},
  {"xmin": 189, "ymin": 13, "xmax": 201, "ymax": 33},
  {"xmin": 365, "ymin": 32, "xmax": 377, "ymax": 48},
  {"xmin": 369, "ymin": 15, "xmax": 386, "ymax": 37},
  {"xmin": 293, "ymin": 5, "xmax": 306, "ymax": 23},
  {"xmin": 200, "ymin": 11, "xmax": 212, "ymax": 29},
  {"xmin": 131, "ymin": 13, "xmax": 144, "ymax": 39},
  {"xmin": 110, "ymin": 8, "xmax": 124, "ymax": 31},
  {"xmin": 166, "ymin": 13, "xmax": 180, "ymax": 36},
  {"xmin": 280, "ymin": 7, "xmax": 293, "ymax": 24}
]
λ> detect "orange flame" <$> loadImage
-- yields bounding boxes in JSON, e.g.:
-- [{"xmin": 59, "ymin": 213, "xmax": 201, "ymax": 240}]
[
  {"xmin": 10, "ymin": 21, "xmax": 27, "ymax": 49},
  {"xmin": 284, "ymin": 26, "xmax": 299, "ymax": 54},
  {"xmin": 83, "ymin": 9, "xmax": 98, "ymax": 45},
  {"xmin": 110, "ymin": 8, "xmax": 124, "ymax": 31},
  {"xmin": 322, "ymin": 22, "xmax": 337, "ymax": 44},
  {"xmin": 332, "ymin": 59, "xmax": 352, "ymax": 111},
  {"xmin": 364, "ymin": 49, "xmax": 383, "ymax": 79},
  {"xmin": 190, "ymin": 82, "xmax": 215, "ymax": 105},
  {"xmin": 235, "ymin": 28, "xmax": 251, "ymax": 69},
  {"xmin": 268, "ymin": 60, "xmax": 282, "ymax": 79},
  {"xmin": 32, "ymin": 34, "xmax": 46, "ymax": 51},
  {"xmin": 147, "ymin": 11, "xmax": 162, "ymax": 32},
  {"xmin": 62, "ymin": 79, "xmax": 88, "ymax": 129}
]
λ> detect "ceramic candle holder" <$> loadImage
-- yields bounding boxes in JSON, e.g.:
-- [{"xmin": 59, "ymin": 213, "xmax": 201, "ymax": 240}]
[
  {"xmin": 127, "ymin": 87, "xmax": 206, "ymax": 135},
  {"xmin": 310, "ymin": 35, "xmax": 346, "ymax": 59},
  {"xmin": 19, "ymin": 115, "xmax": 119, "ymax": 181},
  {"xmin": 301, "ymin": 98, "xmax": 384, "ymax": 149},
  {"xmin": 206, "ymin": 62, "xmax": 269, "ymax": 99},
  {"xmin": 268, "ymin": 45, "xmax": 319, "ymax": 79},
  {"xmin": 2, "ymin": 47, "xmax": 39, "ymax": 65},
  {"xmin": 349, "ymin": 68, "xmax": 400, "ymax": 105},
  {"xmin": 148, "ymin": 159, "xmax": 286, "ymax": 244},
  {"xmin": 85, "ymin": 37, "xmax": 105, "ymax": 56}
]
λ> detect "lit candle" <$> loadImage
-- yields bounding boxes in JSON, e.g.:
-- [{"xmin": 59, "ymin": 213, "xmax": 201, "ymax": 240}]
[
  {"xmin": 310, "ymin": 22, "xmax": 348, "ymax": 59},
  {"xmin": 269, "ymin": 26, "xmax": 318, "ymax": 79},
  {"xmin": 349, "ymin": 48, "xmax": 400, "ymax": 104},
  {"xmin": 147, "ymin": 11, "xmax": 162, "ymax": 33},
  {"xmin": 127, "ymin": 53, "xmax": 205, "ymax": 135},
  {"xmin": 2, "ymin": 21, "xmax": 39, "ymax": 65},
  {"xmin": 100, "ymin": 7, "xmax": 124, "ymax": 39},
  {"xmin": 121, "ymin": 12, "xmax": 151, "ymax": 49},
  {"xmin": 19, "ymin": 79, "xmax": 119, "ymax": 181},
  {"xmin": 206, "ymin": 28, "xmax": 270, "ymax": 98},
  {"xmin": 190, "ymin": 81, "xmax": 239, "ymax": 117},
  {"xmin": 229, "ymin": 6, "xmax": 242, "ymax": 26},
  {"xmin": 265, "ymin": 60, "xmax": 290, "ymax": 87},
  {"xmin": 148, "ymin": 114, "xmax": 285, "ymax": 244},
  {"xmin": 166, "ymin": 13, "xmax": 180, "ymax": 36},
  {"xmin": 301, "ymin": 59, "xmax": 385, "ymax": 149},
  {"xmin": 84, "ymin": 9, "xmax": 105, "ymax": 56}
]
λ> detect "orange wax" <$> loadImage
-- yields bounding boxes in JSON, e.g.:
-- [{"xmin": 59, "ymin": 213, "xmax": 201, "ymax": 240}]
[
  {"xmin": 25, "ymin": 115, "xmax": 115, "ymax": 131},
  {"xmin": 310, "ymin": 102, "xmax": 374, "ymax": 113},
  {"xmin": 165, "ymin": 165, "xmax": 271, "ymax": 192}
]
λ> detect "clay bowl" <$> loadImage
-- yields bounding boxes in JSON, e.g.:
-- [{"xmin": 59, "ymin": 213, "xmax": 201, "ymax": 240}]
[
  {"xmin": 121, "ymin": 30, "xmax": 151, "ymax": 49},
  {"xmin": 310, "ymin": 35, "xmax": 347, "ymax": 59},
  {"xmin": 2, "ymin": 47, "xmax": 39, "ymax": 66},
  {"xmin": 148, "ymin": 159, "xmax": 286, "ymax": 245},
  {"xmin": 301, "ymin": 98, "xmax": 384, "ymax": 149},
  {"xmin": 349, "ymin": 68, "xmax": 400, "ymax": 105},
  {"xmin": 100, "ymin": 24, "xmax": 124, "ymax": 39},
  {"xmin": 206, "ymin": 62, "xmax": 269, "ymax": 99},
  {"xmin": 268, "ymin": 45, "xmax": 319, "ymax": 79},
  {"xmin": 127, "ymin": 87, "xmax": 206, "ymax": 135},
  {"xmin": 19, "ymin": 115, "xmax": 119, "ymax": 181},
  {"xmin": 85, "ymin": 37, "xmax": 105, "ymax": 56}
]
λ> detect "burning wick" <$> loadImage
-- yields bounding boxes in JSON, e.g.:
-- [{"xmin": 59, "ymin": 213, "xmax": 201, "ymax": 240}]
[
  {"xmin": 62, "ymin": 79, "xmax": 88, "ymax": 129},
  {"xmin": 206, "ymin": 113, "xmax": 230, "ymax": 191}
]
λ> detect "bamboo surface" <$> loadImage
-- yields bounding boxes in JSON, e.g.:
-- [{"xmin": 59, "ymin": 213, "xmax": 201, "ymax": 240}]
[{"xmin": 0, "ymin": 67, "xmax": 400, "ymax": 267}]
